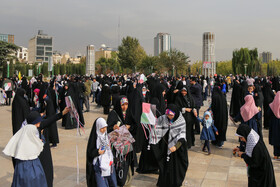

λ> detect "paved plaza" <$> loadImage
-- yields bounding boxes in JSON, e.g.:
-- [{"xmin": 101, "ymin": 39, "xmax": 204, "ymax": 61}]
[{"xmin": 1, "ymin": 92, "xmax": 280, "ymax": 187}]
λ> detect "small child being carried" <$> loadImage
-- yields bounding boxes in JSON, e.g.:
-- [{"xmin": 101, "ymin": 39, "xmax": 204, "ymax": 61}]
[{"xmin": 197, "ymin": 111, "xmax": 218, "ymax": 155}]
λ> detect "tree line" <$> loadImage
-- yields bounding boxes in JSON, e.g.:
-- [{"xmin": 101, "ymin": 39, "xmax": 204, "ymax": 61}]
[{"xmin": 1, "ymin": 39, "xmax": 279, "ymax": 77}]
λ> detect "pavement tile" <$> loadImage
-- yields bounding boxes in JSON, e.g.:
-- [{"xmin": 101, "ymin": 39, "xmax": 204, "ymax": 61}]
[
  {"xmin": 201, "ymin": 179, "xmax": 226, "ymax": 187},
  {"xmin": 1, "ymin": 91, "xmax": 280, "ymax": 186},
  {"xmin": 205, "ymin": 171, "xmax": 228, "ymax": 181}
]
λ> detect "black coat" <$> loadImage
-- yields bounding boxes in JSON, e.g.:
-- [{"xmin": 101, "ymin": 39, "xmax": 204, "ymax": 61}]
[
  {"xmin": 12, "ymin": 88, "xmax": 30, "ymax": 135},
  {"xmin": 107, "ymin": 104, "xmax": 136, "ymax": 186},
  {"xmin": 154, "ymin": 131, "xmax": 188, "ymax": 187},
  {"xmin": 174, "ymin": 88, "xmax": 196, "ymax": 148},
  {"xmin": 86, "ymin": 119, "xmax": 100, "ymax": 187},
  {"xmin": 211, "ymin": 87, "xmax": 228, "ymax": 142},
  {"xmin": 242, "ymin": 141, "xmax": 276, "ymax": 187},
  {"xmin": 45, "ymin": 94, "xmax": 59, "ymax": 144},
  {"xmin": 190, "ymin": 83, "xmax": 203, "ymax": 108},
  {"xmin": 230, "ymin": 80, "xmax": 243, "ymax": 117}
]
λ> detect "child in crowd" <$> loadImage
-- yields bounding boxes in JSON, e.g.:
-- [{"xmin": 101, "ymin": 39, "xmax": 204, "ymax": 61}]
[
  {"xmin": 197, "ymin": 111, "xmax": 218, "ymax": 155},
  {"xmin": 86, "ymin": 118, "xmax": 117, "ymax": 187}
]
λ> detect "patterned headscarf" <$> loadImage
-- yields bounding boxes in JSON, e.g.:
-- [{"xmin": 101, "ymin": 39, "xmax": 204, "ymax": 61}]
[{"xmin": 120, "ymin": 97, "xmax": 128, "ymax": 105}]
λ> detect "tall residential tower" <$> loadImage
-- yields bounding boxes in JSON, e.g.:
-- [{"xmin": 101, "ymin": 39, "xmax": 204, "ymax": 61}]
[
  {"xmin": 154, "ymin": 33, "xmax": 171, "ymax": 56},
  {"xmin": 86, "ymin": 45, "xmax": 95, "ymax": 75},
  {"xmin": 202, "ymin": 32, "xmax": 216, "ymax": 77}
]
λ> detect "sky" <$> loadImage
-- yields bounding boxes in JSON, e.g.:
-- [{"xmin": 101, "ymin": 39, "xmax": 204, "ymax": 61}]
[{"xmin": 1, "ymin": 0, "xmax": 280, "ymax": 62}]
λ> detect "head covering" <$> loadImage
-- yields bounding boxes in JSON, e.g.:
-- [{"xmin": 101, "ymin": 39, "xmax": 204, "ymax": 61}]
[
  {"xmin": 34, "ymin": 88, "xmax": 40, "ymax": 95},
  {"xmin": 203, "ymin": 111, "xmax": 213, "ymax": 129},
  {"xmin": 269, "ymin": 91, "xmax": 280, "ymax": 119},
  {"xmin": 89, "ymin": 118, "xmax": 113, "ymax": 177},
  {"xmin": 150, "ymin": 104, "xmax": 186, "ymax": 156},
  {"xmin": 246, "ymin": 78, "xmax": 255, "ymax": 86},
  {"xmin": 166, "ymin": 104, "xmax": 180, "ymax": 121},
  {"xmin": 120, "ymin": 97, "xmax": 128, "ymax": 105},
  {"xmin": 27, "ymin": 111, "xmax": 43, "ymax": 125},
  {"xmin": 3, "ymin": 125, "xmax": 44, "ymax": 160},
  {"xmin": 236, "ymin": 124, "xmax": 259, "ymax": 157},
  {"xmin": 240, "ymin": 95, "xmax": 259, "ymax": 122}
]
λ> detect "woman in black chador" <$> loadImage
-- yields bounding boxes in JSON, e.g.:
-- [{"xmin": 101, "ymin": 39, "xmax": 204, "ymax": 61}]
[
  {"xmin": 12, "ymin": 88, "xmax": 30, "ymax": 135},
  {"xmin": 152, "ymin": 104, "xmax": 188, "ymax": 187},
  {"xmin": 174, "ymin": 85, "xmax": 196, "ymax": 148},
  {"xmin": 100, "ymin": 83, "xmax": 111, "ymax": 114},
  {"xmin": 44, "ymin": 92, "xmax": 59, "ymax": 147},
  {"xmin": 150, "ymin": 83, "xmax": 166, "ymax": 117},
  {"xmin": 234, "ymin": 124, "xmax": 276, "ymax": 187},
  {"xmin": 59, "ymin": 83, "xmax": 76, "ymax": 129},
  {"xmin": 263, "ymin": 82, "xmax": 275, "ymax": 129},
  {"xmin": 211, "ymin": 86, "xmax": 228, "ymax": 148},
  {"xmin": 107, "ymin": 96, "xmax": 137, "ymax": 186}
]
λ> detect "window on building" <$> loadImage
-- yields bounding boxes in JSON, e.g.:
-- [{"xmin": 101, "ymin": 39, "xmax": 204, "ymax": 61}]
[
  {"xmin": 37, "ymin": 38, "xmax": 52, "ymax": 45},
  {"xmin": 36, "ymin": 57, "xmax": 44, "ymax": 61},
  {"xmin": 37, "ymin": 47, "xmax": 44, "ymax": 56},
  {"xmin": 45, "ymin": 52, "xmax": 52, "ymax": 56},
  {"xmin": 46, "ymin": 47, "xmax": 52, "ymax": 51}
]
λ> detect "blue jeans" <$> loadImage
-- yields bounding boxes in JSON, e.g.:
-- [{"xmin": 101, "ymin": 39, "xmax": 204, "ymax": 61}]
[
  {"xmin": 93, "ymin": 161, "xmax": 117, "ymax": 187},
  {"xmin": 92, "ymin": 91, "xmax": 96, "ymax": 102}
]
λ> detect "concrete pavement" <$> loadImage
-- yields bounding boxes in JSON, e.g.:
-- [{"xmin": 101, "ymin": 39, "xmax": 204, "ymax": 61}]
[{"xmin": 0, "ymin": 92, "xmax": 280, "ymax": 187}]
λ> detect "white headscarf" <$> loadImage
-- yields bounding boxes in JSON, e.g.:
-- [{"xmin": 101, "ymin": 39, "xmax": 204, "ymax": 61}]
[
  {"xmin": 3, "ymin": 125, "xmax": 43, "ymax": 160},
  {"xmin": 245, "ymin": 129, "xmax": 260, "ymax": 157},
  {"xmin": 236, "ymin": 129, "xmax": 260, "ymax": 157},
  {"xmin": 93, "ymin": 118, "xmax": 114, "ymax": 177}
]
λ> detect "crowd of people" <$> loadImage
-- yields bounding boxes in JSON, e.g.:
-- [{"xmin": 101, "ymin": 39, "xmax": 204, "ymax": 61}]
[{"xmin": 1, "ymin": 72, "xmax": 279, "ymax": 187}]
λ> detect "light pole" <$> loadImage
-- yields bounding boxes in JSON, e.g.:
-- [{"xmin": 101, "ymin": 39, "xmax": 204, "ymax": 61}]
[
  {"xmin": 244, "ymin": 63, "xmax": 248, "ymax": 76},
  {"xmin": 38, "ymin": 63, "xmax": 41, "ymax": 74},
  {"xmin": 7, "ymin": 61, "xmax": 10, "ymax": 78}
]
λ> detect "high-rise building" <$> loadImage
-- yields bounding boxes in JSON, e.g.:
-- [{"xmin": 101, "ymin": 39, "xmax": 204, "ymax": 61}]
[
  {"xmin": 28, "ymin": 30, "xmax": 53, "ymax": 64},
  {"xmin": 154, "ymin": 33, "xmax": 171, "ymax": 56},
  {"xmin": 86, "ymin": 45, "xmax": 95, "ymax": 75},
  {"xmin": 0, "ymin": 34, "xmax": 14, "ymax": 43},
  {"xmin": 202, "ymin": 32, "xmax": 216, "ymax": 77},
  {"xmin": 260, "ymin": 52, "xmax": 272, "ymax": 63}
]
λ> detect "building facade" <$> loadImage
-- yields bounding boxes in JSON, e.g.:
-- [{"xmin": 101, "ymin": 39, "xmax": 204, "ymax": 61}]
[
  {"xmin": 86, "ymin": 45, "xmax": 95, "ymax": 75},
  {"xmin": 16, "ymin": 46, "xmax": 28, "ymax": 62},
  {"xmin": 95, "ymin": 44, "xmax": 118, "ymax": 61},
  {"xmin": 0, "ymin": 34, "xmax": 14, "ymax": 43},
  {"xmin": 260, "ymin": 52, "xmax": 272, "ymax": 63},
  {"xmin": 202, "ymin": 32, "xmax": 216, "ymax": 77},
  {"xmin": 28, "ymin": 30, "xmax": 53, "ymax": 64},
  {"xmin": 154, "ymin": 33, "xmax": 171, "ymax": 56}
]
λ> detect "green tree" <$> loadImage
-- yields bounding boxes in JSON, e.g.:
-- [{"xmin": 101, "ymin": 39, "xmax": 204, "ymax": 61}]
[
  {"xmin": 232, "ymin": 48, "xmax": 259, "ymax": 75},
  {"xmin": 118, "ymin": 36, "xmax": 146, "ymax": 72},
  {"xmin": 137, "ymin": 56, "xmax": 159, "ymax": 74},
  {"xmin": 216, "ymin": 61, "xmax": 233, "ymax": 75},
  {"xmin": 159, "ymin": 49, "xmax": 190, "ymax": 76}
]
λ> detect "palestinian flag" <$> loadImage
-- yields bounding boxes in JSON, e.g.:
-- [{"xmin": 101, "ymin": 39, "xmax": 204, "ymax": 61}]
[
  {"xmin": 141, "ymin": 103, "xmax": 157, "ymax": 142},
  {"xmin": 141, "ymin": 102, "xmax": 156, "ymax": 125}
]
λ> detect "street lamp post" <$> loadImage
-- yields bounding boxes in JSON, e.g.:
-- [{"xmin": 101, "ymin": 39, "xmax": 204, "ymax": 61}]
[
  {"xmin": 244, "ymin": 63, "xmax": 248, "ymax": 76},
  {"xmin": 38, "ymin": 63, "xmax": 41, "ymax": 74},
  {"xmin": 7, "ymin": 61, "xmax": 10, "ymax": 78}
]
